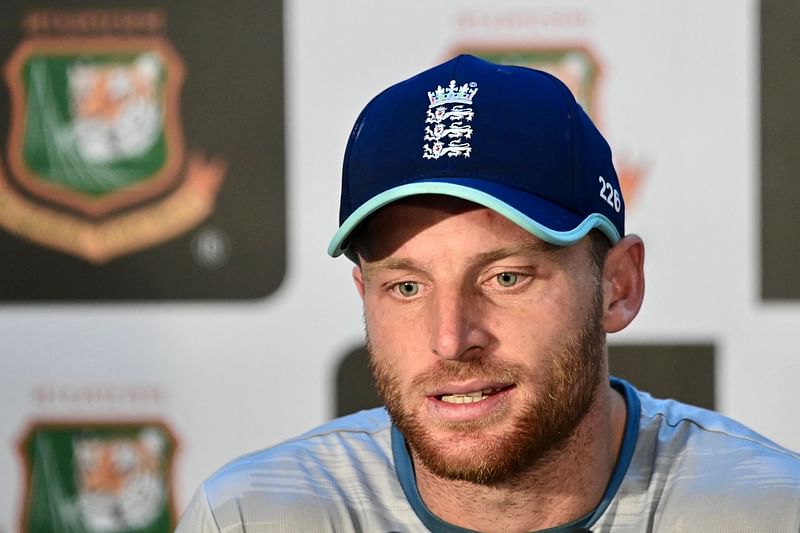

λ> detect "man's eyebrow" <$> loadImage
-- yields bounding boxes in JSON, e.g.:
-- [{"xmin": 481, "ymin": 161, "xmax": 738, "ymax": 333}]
[
  {"xmin": 360, "ymin": 258, "xmax": 421, "ymax": 280},
  {"xmin": 472, "ymin": 241, "xmax": 561, "ymax": 265}
]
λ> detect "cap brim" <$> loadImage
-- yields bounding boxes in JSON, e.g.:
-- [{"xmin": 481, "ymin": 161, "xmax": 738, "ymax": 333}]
[{"xmin": 327, "ymin": 178, "xmax": 621, "ymax": 257}]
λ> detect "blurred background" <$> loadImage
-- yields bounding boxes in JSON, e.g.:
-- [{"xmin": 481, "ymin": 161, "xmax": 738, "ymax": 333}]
[{"xmin": 1, "ymin": 0, "xmax": 798, "ymax": 530}]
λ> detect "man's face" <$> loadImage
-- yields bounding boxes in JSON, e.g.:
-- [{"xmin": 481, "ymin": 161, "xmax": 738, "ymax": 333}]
[{"xmin": 353, "ymin": 196, "xmax": 607, "ymax": 485}]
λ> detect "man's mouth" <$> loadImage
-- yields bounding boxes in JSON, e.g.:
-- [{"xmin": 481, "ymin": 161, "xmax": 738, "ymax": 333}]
[{"xmin": 436, "ymin": 386, "xmax": 513, "ymax": 404}]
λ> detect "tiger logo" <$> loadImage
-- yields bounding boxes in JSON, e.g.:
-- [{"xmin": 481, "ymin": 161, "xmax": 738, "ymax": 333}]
[
  {"xmin": 73, "ymin": 428, "xmax": 166, "ymax": 532},
  {"xmin": 67, "ymin": 53, "xmax": 162, "ymax": 164}
]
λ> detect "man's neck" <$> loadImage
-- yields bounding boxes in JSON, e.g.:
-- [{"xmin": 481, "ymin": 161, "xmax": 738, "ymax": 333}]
[{"xmin": 413, "ymin": 383, "xmax": 628, "ymax": 533}]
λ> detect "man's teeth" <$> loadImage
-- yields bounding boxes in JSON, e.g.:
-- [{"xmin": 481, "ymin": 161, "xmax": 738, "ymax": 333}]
[{"xmin": 440, "ymin": 388, "xmax": 503, "ymax": 404}]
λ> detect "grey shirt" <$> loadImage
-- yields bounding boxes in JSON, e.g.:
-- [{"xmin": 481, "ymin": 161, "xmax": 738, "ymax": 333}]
[{"xmin": 176, "ymin": 379, "xmax": 800, "ymax": 532}]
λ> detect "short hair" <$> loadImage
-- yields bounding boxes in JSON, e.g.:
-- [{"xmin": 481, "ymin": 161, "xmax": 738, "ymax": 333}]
[{"xmin": 587, "ymin": 229, "xmax": 612, "ymax": 275}]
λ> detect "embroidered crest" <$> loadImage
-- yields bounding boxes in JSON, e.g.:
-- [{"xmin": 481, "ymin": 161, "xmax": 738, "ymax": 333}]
[{"xmin": 423, "ymin": 80, "xmax": 477, "ymax": 159}]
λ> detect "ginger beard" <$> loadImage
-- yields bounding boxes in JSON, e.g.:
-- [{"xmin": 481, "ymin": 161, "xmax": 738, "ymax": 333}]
[{"xmin": 368, "ymin": 286, "xmax": 605, "ymax": 486}]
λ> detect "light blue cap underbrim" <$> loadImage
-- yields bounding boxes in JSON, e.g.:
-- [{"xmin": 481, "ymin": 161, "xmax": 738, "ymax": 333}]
[{"xmin": 327, "ymin": 182, "xmax": 621, "ymax": 257}]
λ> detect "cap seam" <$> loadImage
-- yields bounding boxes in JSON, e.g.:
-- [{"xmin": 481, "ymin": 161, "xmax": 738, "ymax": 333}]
[{"xmin": 536, "ymin": 69, "xmax": 582, "ymax": 215}]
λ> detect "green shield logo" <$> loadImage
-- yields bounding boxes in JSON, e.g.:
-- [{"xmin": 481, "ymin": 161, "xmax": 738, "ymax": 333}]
[
  {"xmin": 18, "ymin": 421, "xmax": 177, "ymax": 532},
  {"xmin": 6, "ymin": 38, "xmax": 185, "ymax": 217}
]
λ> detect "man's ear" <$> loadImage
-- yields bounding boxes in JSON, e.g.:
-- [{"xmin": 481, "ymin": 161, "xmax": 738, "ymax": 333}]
[
  {"xmin": 352, "ymin": 266, "xmax": 366, "ymax": 300},
  {"xmin": 601, "ymin": 235, "xmax": 645, "ymax": 333}
]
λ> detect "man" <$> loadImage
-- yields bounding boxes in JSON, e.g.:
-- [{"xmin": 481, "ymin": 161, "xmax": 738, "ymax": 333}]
[{"xmin": 176, "ymin": 55, "xmax": 800, "ymax": 532}]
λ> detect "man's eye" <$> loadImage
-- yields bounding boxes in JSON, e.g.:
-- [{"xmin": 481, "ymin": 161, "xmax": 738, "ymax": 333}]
[
  {"xmin": 395, "ymin": 281, "xmax": 419, "ymax": 297},
  {"xmin": 496, "ymin": 272, "xmax": 518, "ymax": 287}
]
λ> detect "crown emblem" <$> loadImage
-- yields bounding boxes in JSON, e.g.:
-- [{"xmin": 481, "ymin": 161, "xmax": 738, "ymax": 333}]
[
  {"xmin": 422, "ymin": 80, "xmax": 477, "ymax": 160},
  {"xmin": 427, "ymin": 80, "xmax": 478, "ymax": 108}
]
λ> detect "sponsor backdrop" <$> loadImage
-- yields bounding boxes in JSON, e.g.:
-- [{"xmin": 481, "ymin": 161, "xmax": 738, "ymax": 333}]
[
  {"xmin": 0, "ymin": 0, "xmax": 797, "ymax": 530},
  {"xmin": 0, "ymin": 2, "xmax": 285, "ymax": 300}
]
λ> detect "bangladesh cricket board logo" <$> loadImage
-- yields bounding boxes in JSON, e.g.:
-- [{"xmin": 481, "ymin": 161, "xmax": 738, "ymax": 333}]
[
  {"xmin": 18, "ymin": 421, "xmax": 177, "ymax": 532},
  {"xmin": 1, "ymin": 37, "xmax": 225, "ymax": 263}
]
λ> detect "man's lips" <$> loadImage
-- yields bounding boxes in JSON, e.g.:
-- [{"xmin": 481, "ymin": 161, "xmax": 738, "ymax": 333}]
[
  {"xmin": 424, "ymin": 383, "xmax": 516, "ymax": 422},
  {"xmin": 426, "ymin": 381, "xmax": 516, "ymax": 405}
]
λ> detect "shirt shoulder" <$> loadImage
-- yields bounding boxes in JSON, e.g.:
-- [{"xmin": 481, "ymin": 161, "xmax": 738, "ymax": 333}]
[
  {"xmin": 637, "ymin": 390, "xmax": 800, "ymax": 472},
  {"xmin": 205, "ymin": 407, "xmax": 395, "ymax": 501},
  {"xmin": 176, "ymin": 408, "xmax": 424, "ymax": 532},
  {"xmin": 608, "ymin": 388, "xmax": 800, "ymax": 531}
]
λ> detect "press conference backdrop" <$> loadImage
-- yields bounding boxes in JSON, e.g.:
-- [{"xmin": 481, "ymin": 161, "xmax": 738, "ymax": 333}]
[{"xmin": 1, "ymin": 1, "xmax": 798, "ymax": 530}]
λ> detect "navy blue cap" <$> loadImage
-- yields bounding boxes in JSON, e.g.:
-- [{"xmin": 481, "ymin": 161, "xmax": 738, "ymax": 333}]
[{"xmin": 328, "ymin": 54, "xmax": 624, "ymax": 257}]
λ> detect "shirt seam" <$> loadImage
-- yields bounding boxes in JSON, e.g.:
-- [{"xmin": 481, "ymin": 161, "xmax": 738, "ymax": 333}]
[
  {"xmin": 201, "ymin": 481, "xmax": 223, "ymax": 532},
  {"xmin": 234, "ymin": 411, "xmax": 392, "ymax": 464},
  {"xmin": 639, "ymin": 408, "xmax": 800, "ymax": 464}
]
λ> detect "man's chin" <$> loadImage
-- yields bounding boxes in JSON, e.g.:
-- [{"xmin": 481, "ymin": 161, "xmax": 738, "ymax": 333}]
[
  {"xmin": 410, "ymin": 436, "xmax": 524, "ymax": 485},
  {"xmin": 400, "ymin": 417, "xmax": 530, "ymax": 484},
  {"xmin": 419, "ymin": 416, "xmax": 514, "ymax": 443}
]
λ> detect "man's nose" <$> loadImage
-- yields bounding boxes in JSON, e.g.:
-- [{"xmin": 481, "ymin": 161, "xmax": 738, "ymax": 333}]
[{"xmin": 428, "ymin": 286, "xmax": 491, "ymax": 361}]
